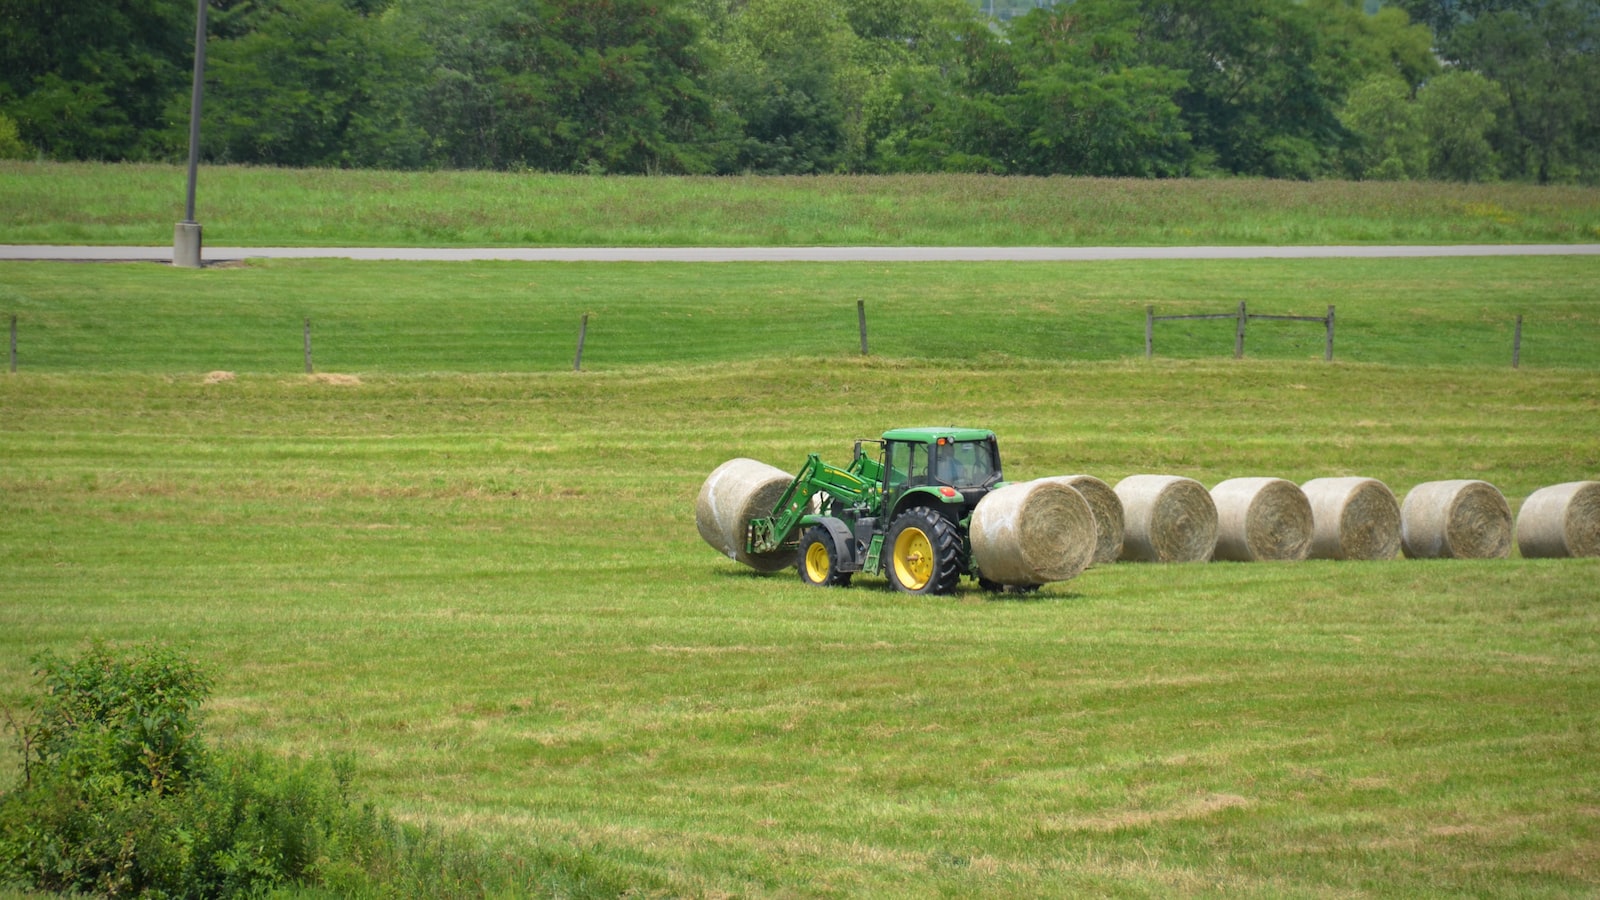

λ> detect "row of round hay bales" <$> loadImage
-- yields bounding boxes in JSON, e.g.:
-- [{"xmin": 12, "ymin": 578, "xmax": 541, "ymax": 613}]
[{"xmin": 1053, "ymin": 475, "xmax": 1599, "ymax": 563}]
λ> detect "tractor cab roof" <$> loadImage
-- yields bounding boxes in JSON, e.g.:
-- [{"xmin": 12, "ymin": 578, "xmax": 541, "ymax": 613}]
[{"xmin": 880, "ymin": 427, "xmax": 996, "ymax": 444}]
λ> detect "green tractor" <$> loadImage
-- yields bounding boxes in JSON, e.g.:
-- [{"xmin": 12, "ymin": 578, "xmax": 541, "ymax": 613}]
[{"xmin": 745, "ymin": 427, "xmax": 1010, "ymax": 595}]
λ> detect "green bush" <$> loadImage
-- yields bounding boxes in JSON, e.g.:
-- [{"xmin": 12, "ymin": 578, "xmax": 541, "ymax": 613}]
[
  {"xmin": 0, "ymin": 642, "xmax": 639, "ymax": 899},
  {"xmin": 0, "ymin": 114, "xmax": 31, "ymax": 160}
]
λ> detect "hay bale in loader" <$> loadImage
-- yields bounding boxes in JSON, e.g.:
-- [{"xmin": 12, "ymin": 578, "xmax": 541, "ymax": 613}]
[
  {"xmin": 1400, "ymin": 479, "xmax": 1512, "ymax": 560},
  {"xmin": 1516, "ymin": 480, "xmax": 1600, "ymax": 559},
  {"xmin": 1115, "ymin": 475, "xmax": 1217, "ymax": 563},
  {"xmin": 1300, "ymin": 477, "xmax": 1402, "ymax": 561},
  {"xmin": 1210, "ymin": 477, "xmax": 1314, "ymax": 562},
  {"xmin": 695, "ymin": 458, "xmax": 796, "ymax": 573}
]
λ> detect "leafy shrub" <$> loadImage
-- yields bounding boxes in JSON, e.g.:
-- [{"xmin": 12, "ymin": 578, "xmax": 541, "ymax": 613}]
[
  {"xmin": 0, "ymin": 112, "xmax": 35, "ymax": 160},
  {"xmin": 0, "ymin": 642, "xmax": 645, "ymax": 898}
]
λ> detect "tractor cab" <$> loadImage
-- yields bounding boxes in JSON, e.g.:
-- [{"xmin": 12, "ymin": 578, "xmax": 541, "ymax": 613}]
[{"xmin": 880, "ymin": 427, "xmax": 1003, "ymax": 518}]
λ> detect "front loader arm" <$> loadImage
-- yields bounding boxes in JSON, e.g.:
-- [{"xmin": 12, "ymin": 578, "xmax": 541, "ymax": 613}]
[{"xmin": 746, "ymin": 453, "xmax": 877, "ymax": 555}]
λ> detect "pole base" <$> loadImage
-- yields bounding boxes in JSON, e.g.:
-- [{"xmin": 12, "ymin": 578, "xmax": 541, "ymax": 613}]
[{"xmin": 173, "ymin": 222, "xmax": 203, "ymax": 268}]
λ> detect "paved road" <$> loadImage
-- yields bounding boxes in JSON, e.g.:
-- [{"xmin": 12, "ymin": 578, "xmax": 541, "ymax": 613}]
[{"xmin": 4, "ymin": 244, "xmax": 1599, "ymax": 263}]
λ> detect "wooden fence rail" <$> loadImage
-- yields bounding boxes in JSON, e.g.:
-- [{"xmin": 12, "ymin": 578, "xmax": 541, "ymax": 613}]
[{"xmin": 1146, "ymin": 302, "xmax": 1335, "ymax": 361}]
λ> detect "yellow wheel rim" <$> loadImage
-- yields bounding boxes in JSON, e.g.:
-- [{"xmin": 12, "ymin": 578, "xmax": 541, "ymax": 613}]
[
  {"xmin": 804, "ymin": 540, "xmax": 832, "ymax": 583},
  {"xmin": 893, "ymin": 526, "xmax": 934, "ymax": 590}
]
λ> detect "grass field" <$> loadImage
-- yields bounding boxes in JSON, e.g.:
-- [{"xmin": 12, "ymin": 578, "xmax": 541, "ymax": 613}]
[
  {"xmin": 3, "ymin": 170, "xmax": 1599, "ymax": 895},
  {"xmin": 4, "ymin": 161, "xmax": 1600, "ymax": 247},
  {"xmin": 3, "ymin": 262, "xmax": 1599, "ymax": 895},
  {"xmin": 3, "ymin": 255, "xmax": 1598, "ymax": 372},
  {"xmin": 2, "ymin": 364, "xmax": 1597, "ymax": 896}
]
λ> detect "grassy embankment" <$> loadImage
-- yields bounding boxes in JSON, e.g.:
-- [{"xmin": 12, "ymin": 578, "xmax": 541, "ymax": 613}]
[
  {"xmin": 3, "ymin": 246, "xmax": 1598, "ymax": 894},
  {"xmin": 4, "ymin": 161, "xmax": 1600, "ymax": 246}
]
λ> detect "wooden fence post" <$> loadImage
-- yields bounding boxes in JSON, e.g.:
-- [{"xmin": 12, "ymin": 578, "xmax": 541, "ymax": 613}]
[
  {"xmin": 1234, "ymin": 301, "xmax": 1246, "ymax": 359},
  {"xmin": 303, "ymin": 318, "xmax": 313, "ymax": 373},
  {"xmin": 1324, "ymin": 305, "xmax": 1335, "ymax": 362},
  {"xmin": 574, "ymin": 314, "xmax": 589, "ymax": 371},
  {"xmin": 1145, "ymin": 305, "xmax": 1154, "ymax": 359},
  {"xmin": 857, "ymin": 299, "xmax": 868, "ymax": 356},
  {"xmin": 1513, "ymin": 314, "xmax": 1523, "ymax": 369}
]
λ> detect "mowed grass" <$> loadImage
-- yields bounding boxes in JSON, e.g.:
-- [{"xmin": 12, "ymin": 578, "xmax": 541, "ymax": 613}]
[
  {"xmin": 3, "ymin": 255, "xmax": 1599, "ymax": 371},
  {"xmin": 2, "ymin": 239, "xmax": 1598, "ymax": 893},
  {"xmin": 2, "ymin": 355, "xmax": 1598, "ymax": 895},
  {"xmin": 4, "ymin": 161, "xmax": 1600, "ymax": 247}
]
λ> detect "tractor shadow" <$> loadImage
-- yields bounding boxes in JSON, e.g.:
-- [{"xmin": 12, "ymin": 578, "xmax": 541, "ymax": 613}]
[{"xmin": 709, "ymin": 566, "xmax": 1082, "ymax": 603}]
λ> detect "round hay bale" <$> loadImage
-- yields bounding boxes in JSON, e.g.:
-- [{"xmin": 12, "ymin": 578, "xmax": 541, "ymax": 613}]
[
  {"xmin": 695, "ymin": 458, "xmax": 795, "ymax": 572},
  {"xmin": 970, "ymin": 479, "xmax": 1096, "ymax": 585},
  {"xmin": 1516, "ymin": 480, "xmax": 1600, "ymax": 559},
  {"xmin": 1114, "ymin": 475, "xmax": 1217, "ymax": 563},
  {"xmin": 1400, "ymin": 480, "xmax": 1512, "ymax": 560},
  {"xmin": 1210, "ymin": 477, "xmax": 1314, "ymax": 562},
  {"xmin": 1035, "ymin": 475, "xmax": 1124, "ymax": 565},
  {"xmin": 1300, "ymin": 477, "xmax": 1402, "ymax": 561}
]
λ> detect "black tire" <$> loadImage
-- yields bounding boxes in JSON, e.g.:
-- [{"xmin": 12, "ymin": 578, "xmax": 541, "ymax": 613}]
[
  {"xmin": 885, "ymin": 507, "xmax": 962, "ymax": 595},
  {"xmin": 798, "ymin": 525, "xmax": 852, "ymax": 587}
]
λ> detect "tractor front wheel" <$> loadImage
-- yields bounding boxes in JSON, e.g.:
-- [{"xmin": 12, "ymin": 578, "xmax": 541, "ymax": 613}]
[
  {"xmin": 798, "ymin": 526, "xmax": 852, "ymax": 587},
  {"xmin": 886, "ymin": 507, "xmax": 962, "ymax": 595}
]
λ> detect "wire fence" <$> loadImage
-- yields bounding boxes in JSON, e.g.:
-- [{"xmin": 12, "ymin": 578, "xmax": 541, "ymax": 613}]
[{"xmin": 0, "ymin": 306, "xmax": 1564, "ymax": 374}]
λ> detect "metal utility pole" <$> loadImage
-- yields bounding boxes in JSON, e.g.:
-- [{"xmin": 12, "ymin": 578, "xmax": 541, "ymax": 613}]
[{"xmin": 174, "ymin": 0, "xmax": 207, "ymax": 268}]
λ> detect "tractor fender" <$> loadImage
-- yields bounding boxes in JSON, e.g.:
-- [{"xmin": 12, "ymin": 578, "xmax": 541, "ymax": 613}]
[
  {"xmin": 799, "ymin": 514, "xmax": 863, "ymax": 572},
  {"xmin": 888, "ymin": 486, "xmax": 965, "ymax": 524}
]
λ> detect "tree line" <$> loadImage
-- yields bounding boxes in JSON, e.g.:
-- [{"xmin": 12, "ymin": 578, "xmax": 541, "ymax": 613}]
[{"xmin": 1, "ymin": 0, "xmax": 1595, "ymax": 182}]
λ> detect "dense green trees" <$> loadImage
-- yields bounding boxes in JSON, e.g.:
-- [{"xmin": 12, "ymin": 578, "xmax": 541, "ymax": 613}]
[
  {"xmin": 204, "ymin": 0, "xmax": 429, "ymax": 167},
  {"xmin": 0, "ymin": 0, "xmax": 195, "ymax": 159},
  {"xmin": 0, "ymin": 0, "xmax": 1594, "ymax": 181}
]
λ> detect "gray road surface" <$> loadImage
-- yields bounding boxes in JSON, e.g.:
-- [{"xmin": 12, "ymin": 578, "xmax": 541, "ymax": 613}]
[{"xmin": 4, "ymin": 244, "xmax": 1599, "ymax": 263}]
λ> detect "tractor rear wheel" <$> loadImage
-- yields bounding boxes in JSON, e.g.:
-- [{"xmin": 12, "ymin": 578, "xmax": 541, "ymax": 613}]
[
  {"xmin": 798, "ymin": 526, "xmax": 852, "ymax": 587},
  {"xmin": 886, "ymin": 507, "xmax": 962, "ymax": 595}
]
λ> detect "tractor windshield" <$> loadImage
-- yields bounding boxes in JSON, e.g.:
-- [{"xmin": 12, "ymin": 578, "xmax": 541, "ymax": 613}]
[{"xmin": 933, "ymin": 439, "xmax": 1000, "ymax": 488}]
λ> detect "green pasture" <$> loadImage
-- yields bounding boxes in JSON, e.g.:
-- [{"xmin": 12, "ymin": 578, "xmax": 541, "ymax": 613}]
[
  {"xmin": 4, "ymin": 162, "xmax": 1600, "ymax": 247},
  {"xmin": 2, "ymin": 255, "xmax": 1598, "ymax": 373},
  {"xmin": 3, "ymin": 249, "xmax": 1599, "ymax": 895}
]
